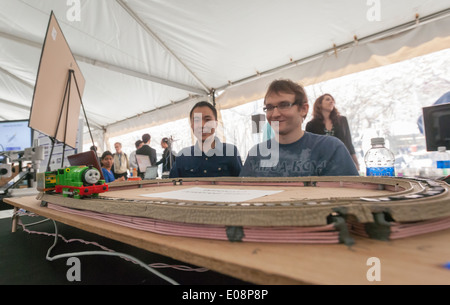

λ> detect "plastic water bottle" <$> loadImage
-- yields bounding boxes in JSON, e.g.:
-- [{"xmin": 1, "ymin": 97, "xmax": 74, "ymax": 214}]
[
  {"xmin": 364, "ymin": 137, "xmax": 395, "ymax": 177},
  {"xmin": 436, "ymin": 146, "xmax": 450, "ymax": 176}
]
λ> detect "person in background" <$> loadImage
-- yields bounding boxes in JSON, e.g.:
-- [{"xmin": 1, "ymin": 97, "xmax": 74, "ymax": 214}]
[
  {"xmin": 155, "ymin": 137, "xmax": 176, "ymax": 173},
  {"xmin": 305, "ymin": 93, "xmax": 360, "ymax": 170},
  {"xmin": 129, "ymin": 139, "xmax": 143, "ymax": 175},
  {"xmin": 90, "ymin": 144, "xmax": 102, "ymax": 159},
  {"xmin": 100, "ymin": 151, "xmax": 125, "ymax": 183},
  {"xmin": 136, "ymin": 133, "xmax": 157, "ymax": 174},
  {"xmin": 240, "ymin": 79, "xmax": 358, "ymax": 177},
  {"xmin": 169, "ymin": 101, "xmax": 242, "ymax": 178},
  {"xmin": 113, "ymin": 142, "xmax": 129, "ymax": 180}
]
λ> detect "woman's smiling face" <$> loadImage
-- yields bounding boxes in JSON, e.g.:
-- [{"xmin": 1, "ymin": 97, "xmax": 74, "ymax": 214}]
[
  {"xmin": 190, "ymin": 106, "xmax": 217, "ymax": 142},
  {"xmin": 321, "ymin": 94, "xmax": 335, "ymax": 113},
  {"xmin": 101, "ymin": 155, "xmax": 113, "ymax": 168}
]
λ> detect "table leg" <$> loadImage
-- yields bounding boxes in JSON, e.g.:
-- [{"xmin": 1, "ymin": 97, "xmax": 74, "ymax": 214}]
[{"xmin": 11, "ymin": 207, "xmax": 19, "ymax": 233}]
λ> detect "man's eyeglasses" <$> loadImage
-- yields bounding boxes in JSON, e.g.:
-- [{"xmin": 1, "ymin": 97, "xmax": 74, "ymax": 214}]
[{"xmin": 263, "ymin": 101, "xmax": 297, "ymax": 113}]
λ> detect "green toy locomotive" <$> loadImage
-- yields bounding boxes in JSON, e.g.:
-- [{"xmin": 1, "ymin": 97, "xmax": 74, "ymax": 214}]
[{"xmin": 37, "ymin": 165, "xmax": 108, "ymax": 199}]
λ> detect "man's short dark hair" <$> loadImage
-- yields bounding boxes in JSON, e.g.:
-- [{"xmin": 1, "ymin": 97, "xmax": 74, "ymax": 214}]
[
  {"xmin": 142, "ymin": 133, "xmax": 151, "ymax": 143},
  {"xmin": 189, "ymin": 101, "xmax": 217, "ymax": 120},
  {"xmin": 135, "ymin": 140, "xmax": 143, "ymax": 148},
  {"xmin": 264, "ymin": 79, "xmax": 308, "ymax": 107}
]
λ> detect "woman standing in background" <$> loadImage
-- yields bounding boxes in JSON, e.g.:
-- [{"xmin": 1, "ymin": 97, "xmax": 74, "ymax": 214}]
[
  {"xmin": 101, "ymin": 151, "xmax": 125, "ymax": 183},
  {"xmin": 306, "ymin": 93, "xmax": 360, "ymax": 171}
]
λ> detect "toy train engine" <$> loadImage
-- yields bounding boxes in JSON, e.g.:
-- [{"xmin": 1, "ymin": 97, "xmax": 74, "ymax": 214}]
[{"xmin": 37, "ymin": 166, "xmax": 108, "ymax": 199}]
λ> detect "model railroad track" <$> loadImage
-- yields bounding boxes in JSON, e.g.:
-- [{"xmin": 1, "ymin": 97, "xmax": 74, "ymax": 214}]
[
  {"xmin": 38, "ymin": 176, "xmax": 449, "ymax": 227},
  {"xmin": 36, "ymin": 176, "xmax": 449, "ymax": 244}
]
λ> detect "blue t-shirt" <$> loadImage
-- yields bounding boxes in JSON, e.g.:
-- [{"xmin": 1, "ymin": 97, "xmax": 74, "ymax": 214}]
[
  {"xmin": 240, "ymin": 132, "xmax": 359, "ymax": 177},
  {"xmin": 102, "ymin": 168, "xmax": 115, "ymax": 182},
  {"xmin": 169, "ymin": 138, "xmax": 242, "ymax": 178}
]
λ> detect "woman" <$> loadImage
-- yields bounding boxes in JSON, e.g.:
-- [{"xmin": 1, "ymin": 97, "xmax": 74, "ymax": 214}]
[
  {"xmin": 169, "ymin": 101, "xmax": 242, "ymax": 178},
  {"xmin": 155, "ymin": 137, "xmax": 176, "ymax": 173},
  {"xmin": 100, "ymin": 151, "xmax": 125, "ymax": 183},
  {"xmin": 306, "ymin": 93, "xmax": 360, "ymax": 170}
]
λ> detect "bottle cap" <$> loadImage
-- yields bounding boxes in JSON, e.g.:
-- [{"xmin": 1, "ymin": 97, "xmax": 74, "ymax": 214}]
[{"xmin": 371, "ymin": 137, "xmax": 385, "ymax": 145}]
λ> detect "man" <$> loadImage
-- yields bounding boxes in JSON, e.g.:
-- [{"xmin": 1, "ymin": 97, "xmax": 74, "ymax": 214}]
[
  {"xmin": 240, "ymin": 79, "xmax": 358, "ymax": 177},
  {"xmin": 135, "ymin": 133, "xmax": 157, "ymax": 176},
  {"xmin": 169, "ymin": 101, "xmax": 242, "ymax": 178},
  {"xmin": 113, "ymin": 142, "xmax": 129, "ymax": 180}
]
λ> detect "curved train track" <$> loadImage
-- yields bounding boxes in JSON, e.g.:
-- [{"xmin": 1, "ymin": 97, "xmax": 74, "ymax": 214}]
[
  {"xmin": 38, "ymin": 176, "xmax": 450, "ymax": 244},
  {"xmin": 38, "ymin": 176, "xmax": 450, "ymax": 225}
]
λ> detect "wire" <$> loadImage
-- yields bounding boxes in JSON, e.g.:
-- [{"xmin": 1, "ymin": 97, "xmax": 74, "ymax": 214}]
[
  {"xmin": 46, "ymin": 219, "xmax": 179, "ymax": 285},
  {"xmin": 45, "ymin": 219, "xmax": 179, "ymax": 285},
  {"xmin": 149, "ymin": 263, "xmax": 208, "ymax": 272},
  {"xmin": 17, "ymin": 210, "xmax": 208, "ymax": 273},
  {"xmin": 15, "ymin": 211, "xmax": 184, "ymax": 285}
]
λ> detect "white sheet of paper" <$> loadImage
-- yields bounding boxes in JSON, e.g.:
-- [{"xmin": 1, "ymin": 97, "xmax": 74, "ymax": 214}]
[
  {"xmin": 140, "ymin": 187, "xmax": 283, "ymax": 203},
  {"xmin": 135, "ymin": 154, "xmax": 151, "ymax": 172}
]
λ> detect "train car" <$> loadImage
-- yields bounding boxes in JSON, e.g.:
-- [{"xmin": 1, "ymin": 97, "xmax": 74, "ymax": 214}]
[{"xmin": 37, "ymin": 165, "xmax": 108, "ymax": 199}]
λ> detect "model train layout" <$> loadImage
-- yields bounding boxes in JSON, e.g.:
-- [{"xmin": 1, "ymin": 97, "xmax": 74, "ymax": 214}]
[{"xmin": 35, "ymin": 175, "xmax": 450, "ymax": 245}]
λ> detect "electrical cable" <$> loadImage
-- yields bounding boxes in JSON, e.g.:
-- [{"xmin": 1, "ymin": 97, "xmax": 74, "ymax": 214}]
[
  {"xmin": 15, "ymin": 211, "xmax": 182, "ymax": 285},
  {"xmin": 17, "ymin": 210, "xmax": 208, "ymax": 272},
  {"xmin": 46, "ymin": 219, "xmax": 179, "ymax": 285}
]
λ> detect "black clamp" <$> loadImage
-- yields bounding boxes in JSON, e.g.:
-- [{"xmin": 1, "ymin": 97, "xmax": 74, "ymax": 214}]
[
  {"xmin": 328, "ymin": 209, "xmax": 355, "ymax": 246},
  {"xmin": 364, "ymin": 212, "xmax": 393, "ymax": 241},
  {"xmin": 226, "ymin": 226, "xmax": 245, "ymax": 242}
]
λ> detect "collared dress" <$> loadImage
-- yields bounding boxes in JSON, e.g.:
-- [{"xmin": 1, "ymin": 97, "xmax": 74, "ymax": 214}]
[{"xmin": 169, "ymin": 137, "xmax": 242, "ymax": 178}]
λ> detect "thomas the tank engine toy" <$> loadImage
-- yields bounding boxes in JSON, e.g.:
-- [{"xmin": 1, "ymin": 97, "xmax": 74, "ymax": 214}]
[{"xmin": 37, "ymin": 165, "xmax": 108, "ymax": 199}]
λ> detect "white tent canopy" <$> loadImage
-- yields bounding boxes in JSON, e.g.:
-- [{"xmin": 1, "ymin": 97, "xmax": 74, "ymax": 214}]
[{"xmin": 0, "ymin": 0, "xmax": 449, "ymax": 147}]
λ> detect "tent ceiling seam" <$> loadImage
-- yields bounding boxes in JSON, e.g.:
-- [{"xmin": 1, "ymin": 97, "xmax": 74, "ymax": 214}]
[
  {"xmin": 116, "ymin": 0, "xmax": 211, "ymax": 94},
  {"xmin": 0, "ymin": 66, "xmax": 34, "ymax": 89},
  {"xmin": 0, "ymin": 31, "xmax": 206, "ymax": 95},
  {"xmin": 102, "ymin": 93, "xmax": 206, "ymax": 132},
  {"xmin": 100, "ymin": 8, "xmax": 450, "ymax": 135},
  {"xmin": 214, "ymin": 8, "xmax": 450, "ymax": 93},
  {"xmin": 76, "ymin": 55, "xmax": 208, "ymax": 95},
  {"xmin": 0, "ymin": 97, "xmax": 31, "ymax": 111}
]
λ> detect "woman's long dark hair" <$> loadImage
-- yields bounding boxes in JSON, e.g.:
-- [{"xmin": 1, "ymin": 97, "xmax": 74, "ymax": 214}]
[{"xmin": 312, "ymin": 93, "xmax": 341, "ymax": 125}]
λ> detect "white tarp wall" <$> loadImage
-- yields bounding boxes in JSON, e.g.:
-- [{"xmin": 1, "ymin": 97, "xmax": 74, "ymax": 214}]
[
  {"xmin": 102, "ymin": 10, "xmax": 450, "ymax": 149},
  {"xmin": 0, "ymin": 1, "xmax": 449, "ymax": 153},
  {"xmin": 215, "ymin": 13, "xmax": 450, "ymax": 111},
  {"xmin": 106, "ymin": 47, "xmax": 449, "ymax": 178}
]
